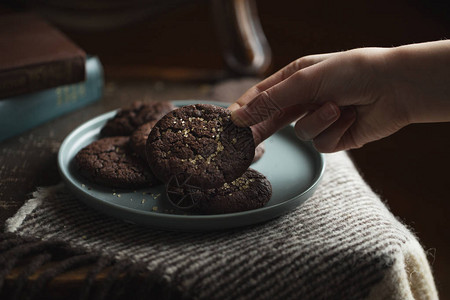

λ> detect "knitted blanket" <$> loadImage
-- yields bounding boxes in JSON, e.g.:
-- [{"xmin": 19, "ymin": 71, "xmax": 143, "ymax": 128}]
[{"xmin": 3, "ymin": 151, "xmax": 437, "ymax": 300}]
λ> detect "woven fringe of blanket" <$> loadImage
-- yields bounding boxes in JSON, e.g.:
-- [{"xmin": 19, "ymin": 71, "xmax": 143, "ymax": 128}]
[{"xmin": 1, "ymin": 151, "xmax": 437, "ymax": 300}]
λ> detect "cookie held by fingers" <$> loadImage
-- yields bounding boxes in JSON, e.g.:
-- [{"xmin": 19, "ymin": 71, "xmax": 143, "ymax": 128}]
[{"xmin": 146, "ymin": 104, "xmax": 255, "ymax": 189}]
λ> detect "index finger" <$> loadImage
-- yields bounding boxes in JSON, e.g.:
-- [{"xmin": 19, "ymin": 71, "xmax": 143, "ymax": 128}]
[
  {"xmin": 228, "ymin": 52, "xmax": 337, "ymax": 113},
  {"xmin": 231, "ymin": 65, "xmax": 321, "ymax": 127}
]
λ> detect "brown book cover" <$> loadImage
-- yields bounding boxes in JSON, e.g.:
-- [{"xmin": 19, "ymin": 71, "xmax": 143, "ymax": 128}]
[{"xmin": 0, "ymin": 12, "xmax": 86, "ymax": 99}]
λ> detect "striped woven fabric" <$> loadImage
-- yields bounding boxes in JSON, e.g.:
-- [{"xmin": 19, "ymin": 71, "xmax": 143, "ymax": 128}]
[{"xmin": 5, "ymin": 151, "xmax": 437, "ymax": 300}]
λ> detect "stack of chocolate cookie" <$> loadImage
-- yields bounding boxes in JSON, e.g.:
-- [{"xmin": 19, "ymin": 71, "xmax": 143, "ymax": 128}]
[
  {"xmin": 75, "ymin": 101, "xmax": 271, "ymax": 214},
  {"xmin": 75, "ymin": 101, "xmax": 174, "ymax": 189}
]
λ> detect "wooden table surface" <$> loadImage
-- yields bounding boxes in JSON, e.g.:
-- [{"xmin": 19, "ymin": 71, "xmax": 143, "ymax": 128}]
[{"xmin": 1, "ymin": 0, "xmax": 449, "ymax": 299}]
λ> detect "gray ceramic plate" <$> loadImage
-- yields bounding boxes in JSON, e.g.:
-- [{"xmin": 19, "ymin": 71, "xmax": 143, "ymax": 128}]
[{"xmin": 58, "ymin": 100, "xmax": 325, "ymax": 231}]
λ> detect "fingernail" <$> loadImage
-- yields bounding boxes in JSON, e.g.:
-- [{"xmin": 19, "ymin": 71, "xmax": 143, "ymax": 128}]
[
  {"xmin": 320, "ymin": 103, "xmax": 338, "ymax": 121},
  {"xmin": 295, "ymin": 128, "xmax": 309, "ymax": 140},
  {"xmin": 294, "ymin": 122, "xmax": 310, "ymax": 140}
]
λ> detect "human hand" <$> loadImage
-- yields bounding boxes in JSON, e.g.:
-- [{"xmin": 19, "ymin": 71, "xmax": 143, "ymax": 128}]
[{"xmin": 228, "ymin": 40, "xmax": 450, "ymax": 152}]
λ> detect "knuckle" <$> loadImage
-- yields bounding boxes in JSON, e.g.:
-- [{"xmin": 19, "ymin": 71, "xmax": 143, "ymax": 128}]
[
  {"xmin": 346, "ymin": 49, "xmax": 374, "ymax": 71},
  {"xmin": 282, "ymin": 57, "xmax": 313, "ymax": 80},
  {"xmin": 281, "ymin": 62, "xmax": 298, "ymax": 80},
  {"xmin": 293, "ymin": 57, "xmax": 313, "ymax": 70},
  {"xmin": 252, "ymin": 84, "xmax": 263, "ymax": 95},
  {"xmin": 290, "ymin": 70, "xmax": 320, "ymax": 102},
  {"xmin": 263, "ymin": 89, "xmax": 273, "ymax": 103},
  {"xmin": 290, "ymin": 69, "xmax": 308, "ymax": 83}
]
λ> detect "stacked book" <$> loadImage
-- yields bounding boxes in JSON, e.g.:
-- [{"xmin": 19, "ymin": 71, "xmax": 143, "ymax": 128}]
[{"xmin": 0, "ymin": 13, "xmax": 104, "ymax": 142}]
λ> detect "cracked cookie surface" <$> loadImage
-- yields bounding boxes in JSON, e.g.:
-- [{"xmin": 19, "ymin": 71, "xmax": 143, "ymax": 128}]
[
  {"xmin": 168, "ymin": 168, "xmax": 272, "ymax": 214},
  {"xmin": 146, "ymin": 104, "xmax": 255, "ymax": 189},
  {"xmin": 75, "ymin": 136, "xmax": 158, "ymax": 189},
  {"xmin": 100, "ymin": 101, "xmax": 174, "ymax": 137}
]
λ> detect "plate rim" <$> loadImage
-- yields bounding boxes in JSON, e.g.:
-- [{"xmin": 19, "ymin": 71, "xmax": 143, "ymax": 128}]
[{"xmin": 57, "ymin": 100, "xmax": 325, "ymax": 227}]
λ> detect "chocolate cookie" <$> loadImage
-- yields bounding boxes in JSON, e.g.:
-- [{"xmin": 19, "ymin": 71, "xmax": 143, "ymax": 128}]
[
  {"xmin": 147, "ymin": 104, "xmax": 255, "ymax": 189},
  {"xmin": 130, "ymin": 121, "xmax": 158, "ymax": 160},
  {"xmin": 252, "ymin": 142, "xmax": 265, "ymax": 163},
  {"xmin": 166, "ymin": 168, "xmax": 272, "ymax": 214},
  {"xmin": 100, "ymin": 101, "xmax": 174, "ymax": 137},
  {"xmin": 75, "ymin": 136, "xmax": 158, "ymax": 189}
]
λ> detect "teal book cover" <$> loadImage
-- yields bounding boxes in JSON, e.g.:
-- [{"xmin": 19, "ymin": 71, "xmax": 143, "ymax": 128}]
[{"xmin": 0, "ymin": 56, "xmax": 103, "ymax": 143}]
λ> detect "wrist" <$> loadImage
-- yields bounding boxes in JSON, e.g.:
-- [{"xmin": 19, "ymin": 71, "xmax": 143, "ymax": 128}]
[{"xmin": 386, "ymin": 41, "xmax": 450, "ymax": 124}]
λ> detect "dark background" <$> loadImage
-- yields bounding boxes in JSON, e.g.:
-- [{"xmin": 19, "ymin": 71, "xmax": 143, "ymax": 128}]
[{"xmin": 2, "ymin": 0, "xmax": 450, "ymax": 298}]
